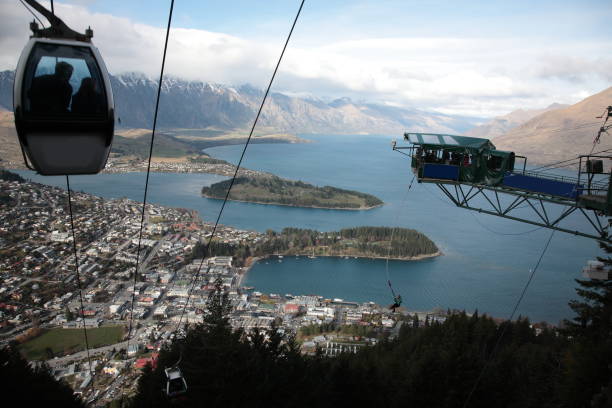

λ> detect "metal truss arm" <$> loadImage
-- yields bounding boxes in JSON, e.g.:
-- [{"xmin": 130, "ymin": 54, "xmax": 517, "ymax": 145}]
[{"xmin": 436, "ymin": 183, "xmax": 610, "ymax": 242}]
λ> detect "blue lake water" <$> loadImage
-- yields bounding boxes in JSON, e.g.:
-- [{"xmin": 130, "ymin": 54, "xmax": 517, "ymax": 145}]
[{"xmin": 15, "ymin": 134, "xmax": 604, "ymax": 324}]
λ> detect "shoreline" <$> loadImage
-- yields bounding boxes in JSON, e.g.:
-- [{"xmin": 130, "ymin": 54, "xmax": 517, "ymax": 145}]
[
  {"xmin": 259, "ymin": 251, "xmax": 442, "ymax": 262},
  {"xmin": 240, "ymin": 251, "xmax": 442, "ymax": 286},
  {"xmin": 202, "ymin": 195, "xmax": 384, "ymax": 211}
]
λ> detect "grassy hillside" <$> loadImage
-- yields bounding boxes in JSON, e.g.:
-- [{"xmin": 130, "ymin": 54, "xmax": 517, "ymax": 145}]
[
  {"xmin": 0, "ymin": 111, "xmax": 22, "ymax": 167},
  {"xmin": 202, "ymin": 175, "xmax": 384, "ymax": 209},
  {"xmin": 0, "ymin": 113, "xmax": 306, "ymax": 168},
  {"xmin": 494, "ymin": 87, "xmax": 612, "ymax": 165},
  {"xmin": 111, "ymin": 132, "xmax": 199, "ymax": 158}
]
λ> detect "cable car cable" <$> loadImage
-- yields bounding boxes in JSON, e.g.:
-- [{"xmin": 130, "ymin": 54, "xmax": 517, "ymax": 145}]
[
  {"xmin": 461, "ymin": 229, "xmax": 555, "ymax": 408},
  {"xmin": 526, "ymin": 115, "xmax": 612, "ymax": 173},
  {"xmin": 530, "ymin": 148, "xmax": 612, "ymax": 172},
  {"xmin": 468, "ymin": 211, "xmax": 543, "ymax": 236},
  {"xmin": 65, "ymin": 175, "xmax": 95, "ymax": 388},
  {"xmin": 531, "ymin": 149, "xmax": 611, "ymax": 172},
  {"xmin": 122, "ymin": 2, "xmax": 175, "ymax": 402},
  {"xmin": 18, "ymin": 0, "xmax": 45, "ymax": 29},
  {"xmin": 172, "ymin": 0, "xmax": 306, "ymax": 335},
  {"xmin": 533, "ymin": 116, "xmax": 611, "ymax": 170},
  {"xmin": 589, "ymin": 108, "xmax": 611, "ymax": 155},
  {"xmin": 546, "ymin": 122, "xmax": 601, "ymax": 133}
]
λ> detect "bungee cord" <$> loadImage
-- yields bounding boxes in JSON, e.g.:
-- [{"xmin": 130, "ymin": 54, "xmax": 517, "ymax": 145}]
[{"xmin": 384, "ymin": 174, "xmax": 415, "ymax": 310}]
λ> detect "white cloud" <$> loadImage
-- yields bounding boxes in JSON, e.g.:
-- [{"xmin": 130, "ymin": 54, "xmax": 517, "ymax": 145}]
[{"xmin": 1, "ymin": 1, "xmax": 610, "ymax": 118}]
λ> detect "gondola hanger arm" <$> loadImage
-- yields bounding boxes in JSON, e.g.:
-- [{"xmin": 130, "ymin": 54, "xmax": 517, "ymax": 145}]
[{"xmin": 23, "ymin": 0, "xmax": 93, "ymax": 42}]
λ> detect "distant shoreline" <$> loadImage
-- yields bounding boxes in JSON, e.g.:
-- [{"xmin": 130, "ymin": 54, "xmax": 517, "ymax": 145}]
[
  {"xmin": 243, "ymin": 251, "xmax": 442, "ymax": 274},
  {"xmin": 201, "ymin": 194, "xmax": 384, "ymax": 211}
]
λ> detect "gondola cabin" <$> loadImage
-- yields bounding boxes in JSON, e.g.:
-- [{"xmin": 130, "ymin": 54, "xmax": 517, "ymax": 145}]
[
  {"xmin": 164, "ymin": 366, "xmax": 188, "ymax": 398},
  {"xmin": 14, "ymin": 24, "xmax": 114, "ymax": 175},
  {"xmin": 404, "ymin": 133, "xmax": 515, "ymax": 186}
]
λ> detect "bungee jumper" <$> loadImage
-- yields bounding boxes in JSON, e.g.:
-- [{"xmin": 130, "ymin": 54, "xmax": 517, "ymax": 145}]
[{"xmin": 387, "ymin": 280, "xmax": 402, "ymax": 313}]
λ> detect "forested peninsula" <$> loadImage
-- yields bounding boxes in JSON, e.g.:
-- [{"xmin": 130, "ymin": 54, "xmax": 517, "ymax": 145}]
[
  {"xmin": 201, "ymin": 175, "xmax": 383, "ymax": 210},
  {"xmin": 195, "ymin": 227, "xmax": 440, "ymax": 263},
  {"xmin": 264, "ymin": 227, "xmax": 440, "ymax": 260}
]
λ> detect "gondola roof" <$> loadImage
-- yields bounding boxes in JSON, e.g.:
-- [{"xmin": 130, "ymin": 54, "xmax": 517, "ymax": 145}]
[{"xmin": 404, "ymin": 132, "xmax": 496, "ymax": 150}]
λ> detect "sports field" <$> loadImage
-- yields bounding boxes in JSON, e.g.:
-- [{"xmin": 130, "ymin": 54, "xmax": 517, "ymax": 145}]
[{"xmin": 19, "ymin": 326, "xmax": 124, "ymax": 360}]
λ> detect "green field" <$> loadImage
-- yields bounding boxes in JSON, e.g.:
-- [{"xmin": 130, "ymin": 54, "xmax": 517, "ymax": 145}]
[{"xmin": 19, "ymin": 326, "xmax": 124, "ymax": 360}]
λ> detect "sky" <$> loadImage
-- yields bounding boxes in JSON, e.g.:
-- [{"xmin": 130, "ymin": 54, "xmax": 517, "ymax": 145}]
[{"xmin": 0, "ymin": 0, "xmax": 611, "ymax": 118}]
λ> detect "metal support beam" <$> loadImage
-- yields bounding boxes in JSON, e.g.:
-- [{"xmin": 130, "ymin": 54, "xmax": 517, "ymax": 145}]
[{"xmin": 435, "ymin": 182, "xmax": 610, "ymax": 242}]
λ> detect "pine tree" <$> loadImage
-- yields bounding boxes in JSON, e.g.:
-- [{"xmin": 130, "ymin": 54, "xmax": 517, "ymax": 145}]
[
  {"xmin": 561, "ymin": 241, "xmax": 612, "ymax": 407},
  {"xmin": 565, "ymin": 245, "xmax": 612, "ymax": 340},
  {"xmin": 0, "ymin": 346, "xmax": 85, "ymax": 407}
]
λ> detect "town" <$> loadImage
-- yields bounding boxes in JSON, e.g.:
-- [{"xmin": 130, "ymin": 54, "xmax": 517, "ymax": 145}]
[
  {"xmin": 0, "ymin": 173, "xmax": 447, "ymax": 406},
  {"xmin": 103, "ymin": 156, "xmax": 267, "ymax": 178}
]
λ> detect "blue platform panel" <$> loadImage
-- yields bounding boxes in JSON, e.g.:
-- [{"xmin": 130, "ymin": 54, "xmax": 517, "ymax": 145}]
[
  {"xmin": 422, "ymin": 164, "xmax": 460, "ymax": 180},
  {"xmin": 502, "ymin": 173, "xmax": 582, "ymax": 199}
]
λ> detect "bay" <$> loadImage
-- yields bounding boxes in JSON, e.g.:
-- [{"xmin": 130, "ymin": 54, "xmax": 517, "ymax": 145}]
[{"xmin": 15, "ymin": 134, "xmax": 603, "ymax": 324}]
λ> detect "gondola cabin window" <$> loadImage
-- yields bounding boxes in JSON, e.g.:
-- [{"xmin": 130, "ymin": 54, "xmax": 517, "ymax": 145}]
[{"xmin": 22, "ymin": 43, "xmax": 107, "ymax": 118}]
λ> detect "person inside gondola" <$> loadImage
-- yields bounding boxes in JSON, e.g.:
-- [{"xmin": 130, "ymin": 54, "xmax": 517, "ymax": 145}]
[
  {"xmin": 28, "ymin": 61, "xmax": 74, "ymax": 114},
  {"xmin": 71, "ymin": 77, "xmax": 103, "ymax": 114}
]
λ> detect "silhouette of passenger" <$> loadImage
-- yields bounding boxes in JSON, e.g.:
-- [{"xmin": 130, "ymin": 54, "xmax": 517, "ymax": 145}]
[
  {"xmin": 72, "ymin": 77, "xmax": 103, "ymax": 114},
  {"xmin": 28, "ymin": 61, "xmax": 74, "ymax": 114}
]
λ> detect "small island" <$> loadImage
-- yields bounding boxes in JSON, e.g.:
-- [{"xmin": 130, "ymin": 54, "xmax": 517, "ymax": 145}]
[
  {"xmin": 201, "ymin": 175, "xmax": 384, "ymax": 210},
  {"xmin": 263, "ymin": 227, "xmax": 440, "ymax": 260}
]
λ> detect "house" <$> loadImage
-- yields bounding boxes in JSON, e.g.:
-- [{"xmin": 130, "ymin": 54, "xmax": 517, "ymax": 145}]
[
  {"xmin": 134, "ymin": 353, "xmax": 159, "ymax": 370},
  {"xmin": 153, "ymin": 306, "xmax": 168, "ymax": 318},
  {"xmin": 284, "ymin": 303, "xmax": 300, "ymax": 314},
  {"xmin": 109, "ymin": 303, "xmax": 126, "ymax": 315},
  {"xmin": 127, "ymin": 343, "xmax": 140, "ymax": 357},
  {"xmin": 103, "ymin": 366, "xmax": 119, "ymax": 376}
]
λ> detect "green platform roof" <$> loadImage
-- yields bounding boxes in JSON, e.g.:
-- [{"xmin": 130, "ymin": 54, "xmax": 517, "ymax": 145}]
[{"xmin": 404, "ymin": 133, "xmax": 496, "ymax": 150}]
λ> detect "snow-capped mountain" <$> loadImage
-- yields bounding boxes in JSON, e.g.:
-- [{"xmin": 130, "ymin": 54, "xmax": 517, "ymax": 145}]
[{"xmin": 0, "ymin": 70, "xmax": 480, "ymax": 134}]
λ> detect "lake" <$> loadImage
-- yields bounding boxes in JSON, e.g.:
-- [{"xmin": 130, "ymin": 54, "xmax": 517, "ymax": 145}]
[{"xmin": 15, "ymin": 134, "xmax": 604, "ymax": 324}]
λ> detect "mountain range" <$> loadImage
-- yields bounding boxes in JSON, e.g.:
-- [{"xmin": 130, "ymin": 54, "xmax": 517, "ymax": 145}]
[
  {"xmin": 0, "ymin": 69, "xmax": 610, "ymax": 167},
  {"xmin": 0, "ymin": 70, "xmax": 479, "ymax": 135}
]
